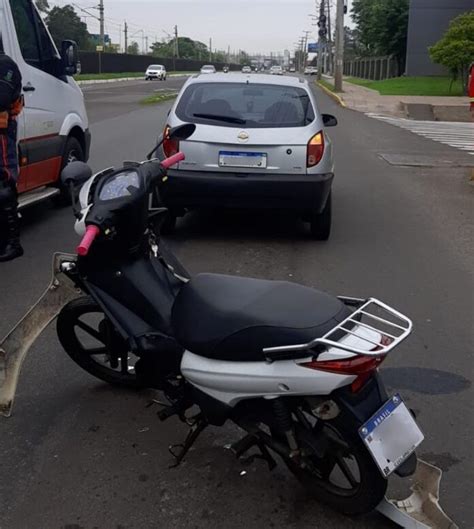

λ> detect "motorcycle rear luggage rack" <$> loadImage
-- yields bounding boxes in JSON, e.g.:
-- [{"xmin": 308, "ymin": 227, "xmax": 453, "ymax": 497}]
[{"xmin": 263, "ymin": 297, "xmax": 412, "ymax": 361}]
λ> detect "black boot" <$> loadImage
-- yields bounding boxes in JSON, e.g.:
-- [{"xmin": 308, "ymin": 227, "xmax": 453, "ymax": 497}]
[{"xmin": 0, "ymin": 180, "xmax": 23, "ymax": 262}]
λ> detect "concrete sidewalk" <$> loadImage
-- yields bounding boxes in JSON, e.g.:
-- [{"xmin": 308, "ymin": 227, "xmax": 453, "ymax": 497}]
[{"xmin": 320, "ymin": 75, "xmax": 471, "ymax": 122}]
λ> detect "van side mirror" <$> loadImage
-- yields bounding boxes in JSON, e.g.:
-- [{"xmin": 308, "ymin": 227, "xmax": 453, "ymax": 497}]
[
  {"xmin": 322, "ymin": 114, "xmax": 338, "ymax": 127},
  {"xmin": 61, "ymin": 40, "xmax": 79, "ymax": 76}
]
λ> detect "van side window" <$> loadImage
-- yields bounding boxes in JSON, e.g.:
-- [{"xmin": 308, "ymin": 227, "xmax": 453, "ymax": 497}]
[{"xmin": 10, "ymin": 0, "xmax": 60, "ymax": 77}]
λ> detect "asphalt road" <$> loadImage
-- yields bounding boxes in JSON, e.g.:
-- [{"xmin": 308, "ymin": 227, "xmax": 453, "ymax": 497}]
[{"xmin": 0, "ymin": 76, "xmax": 473, "ymax": 529}]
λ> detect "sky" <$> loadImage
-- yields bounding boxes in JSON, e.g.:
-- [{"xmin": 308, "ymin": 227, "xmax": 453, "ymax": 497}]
[{"xmin": 48, "ymin": 0, "xmax": 354, "ymax": 56}]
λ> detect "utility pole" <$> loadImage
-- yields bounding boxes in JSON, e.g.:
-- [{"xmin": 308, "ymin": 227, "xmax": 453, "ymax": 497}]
[
  {"xmin": 99, "ymin": 0, "xmax": 105, "ymax": 47},
  {"xmin": 174, "ymin": 25, "xmax": 179, "ymax": 58},
  {"xmin": 303, "ymin": 30, "xmax": 310, "ymax": 69},
  {"xmin": 326, "ymin": 0, "xmax": 332, "ymax": 74},
  {"xmin": 145, "ymin": 36, "xmax": 148, "ymax": 55},
  {"xmin": 124, "ymin": 21, "xmax": 128, "ymax": 53},
  {"xmin": 334, "ymin": 0, "xmax": 344, "ymax": 91},
  {"xmin": 209, "ymin": 38, "xmax": 212, "ymax": 61}
]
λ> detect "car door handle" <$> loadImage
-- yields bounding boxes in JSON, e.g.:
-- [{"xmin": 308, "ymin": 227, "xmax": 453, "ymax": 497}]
[{"xmin": 23, "ymin": 84, "xmax": 36, "ymax": 92}]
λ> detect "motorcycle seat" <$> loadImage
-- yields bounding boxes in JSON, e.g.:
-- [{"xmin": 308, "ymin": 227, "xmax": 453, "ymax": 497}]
[{"xmin": 171, "ymin": 273, "xmax": 351, "ymax": 361}]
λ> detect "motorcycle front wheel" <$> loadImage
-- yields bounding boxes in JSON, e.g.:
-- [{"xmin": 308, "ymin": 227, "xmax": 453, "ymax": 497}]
[
  {"xmin": 277, "ymin": 415, "xmax": 387, "ymax": 515},
  {"xmin": 57, "ymin": 296, "xmax": 145, "ymax": 389}
]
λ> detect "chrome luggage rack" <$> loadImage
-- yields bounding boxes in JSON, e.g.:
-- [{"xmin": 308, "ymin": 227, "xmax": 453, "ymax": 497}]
[{"xmin": 263, "ymin": 297, "xmax": 413, "ymax": 361}]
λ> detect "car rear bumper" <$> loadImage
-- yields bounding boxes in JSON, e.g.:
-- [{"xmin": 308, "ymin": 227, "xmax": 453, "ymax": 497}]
[{"xmin": 162, "ymin": 169, "xmax": 333, "ymax": 212}]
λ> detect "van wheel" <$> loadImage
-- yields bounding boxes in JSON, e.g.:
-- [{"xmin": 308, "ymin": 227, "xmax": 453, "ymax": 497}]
[
  {"xmin": 53, "ymin": 137, "xmax": 85, "ymax": 206},
  {"xmin": 310, "ymin": 192, "xmax": 332, "ymax": 240}
]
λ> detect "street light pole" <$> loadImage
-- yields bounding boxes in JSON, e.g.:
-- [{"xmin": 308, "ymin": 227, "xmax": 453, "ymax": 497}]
[{"xmin": 334, "ymin": 0, "xmax": 344, "ymax": 91}]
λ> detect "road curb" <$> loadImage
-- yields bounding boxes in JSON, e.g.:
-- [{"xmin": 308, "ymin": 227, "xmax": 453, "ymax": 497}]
[
  {"xmin": 316, "ymin": 81, "xmax": 347, "ymax": 107},
  {"xmin": 77, "ymin": 73, "xmax": 194, "ymax": 86}
]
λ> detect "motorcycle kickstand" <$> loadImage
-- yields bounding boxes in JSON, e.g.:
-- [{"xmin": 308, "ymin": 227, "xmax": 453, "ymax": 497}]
[{"xmin": 168, "ymin": 414, "xmax": 208, "ymax": 468}]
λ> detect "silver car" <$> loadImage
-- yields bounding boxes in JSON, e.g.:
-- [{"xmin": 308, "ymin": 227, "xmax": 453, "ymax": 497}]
[{"xmin": 161, "ymin": 74, "xmax": 337, "ymax": 239}]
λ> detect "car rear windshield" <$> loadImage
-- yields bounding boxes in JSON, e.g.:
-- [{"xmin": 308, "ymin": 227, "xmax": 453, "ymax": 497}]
[
  {"xmin": 175, "ymin": 82, "xmax": 315, "ymax": 128},
  {"xmin": 149, "ymin": 65, "xmax": 163, "ymax": 69}
]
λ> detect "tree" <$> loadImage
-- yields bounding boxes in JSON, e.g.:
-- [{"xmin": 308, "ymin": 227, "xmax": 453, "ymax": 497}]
[
  {"xmin": 36, "ymin": 0, "xmax": 50, "ymax": 12},
  {"xmin": 127, "ymin": 41, "xmax": 140, "ymax": 55},
  {"xmin": 430, "ymin": 11, "xmax": 474, "ymax": 95},
  {"xmin": 351, "ymin": 0, "xmax": 409, "ymax": 75},
  {"xmin": 150, "ymin": 37, "xmax": 208, "ymax": 60},
  {"xmin": 46, "ymin": 5, "xmax": 92, "ymax": 50}
]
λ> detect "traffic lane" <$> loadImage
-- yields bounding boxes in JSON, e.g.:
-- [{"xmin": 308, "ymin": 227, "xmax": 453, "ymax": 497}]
[
  {"xmin": 0, "ymin": 100, "xmax": 178, "ymax": 525},
  {"xmin": 0, "ymin": 96, "xmax": 392, "ymax": 529},
  {"xmin": 1, "ymin": 83, "xmax": 472, "ymax": 527},
  {"xmin": 82, "ymin": 76, "xmax": 187, "ymax": 124},
  {"xmin": 169, "ymin": 88, "xmax": 473, "ymax": 524}
]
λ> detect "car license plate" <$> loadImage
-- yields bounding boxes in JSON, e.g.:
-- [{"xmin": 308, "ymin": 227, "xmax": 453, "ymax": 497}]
[
  {"xmin": 219, "ymin": 151, "xmax": 267, "ymax": 169},
  {"xmin": 359, "ymin": 394, "xmax": 424, "ymax": 477}
]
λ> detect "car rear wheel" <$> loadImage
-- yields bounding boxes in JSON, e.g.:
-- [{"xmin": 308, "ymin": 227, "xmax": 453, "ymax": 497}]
[{"xmin": 310, "ymin": 191, "xmax": 331, "ymax": 240}]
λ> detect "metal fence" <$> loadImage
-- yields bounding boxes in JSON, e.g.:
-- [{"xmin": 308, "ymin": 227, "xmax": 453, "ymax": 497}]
[
  {"xmin": 78, "ymin": 51, "xmax": 239, "ymax": 74},
  {"xmin": 343, "ymin": 56, "xmax": 399, "ymax": 81}
]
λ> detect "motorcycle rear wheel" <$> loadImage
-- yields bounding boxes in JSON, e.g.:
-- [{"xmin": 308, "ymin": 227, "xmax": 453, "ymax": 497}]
[
  {"xmin": 57, "ymin": 296, "xmax": 145, "ymax": 389},
  {"xmin": 278, "ymin": 415, "xmax": 387, "ymax": 515}
]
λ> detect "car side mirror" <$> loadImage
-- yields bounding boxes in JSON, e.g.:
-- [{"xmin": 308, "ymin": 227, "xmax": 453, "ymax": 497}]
[
  {"xmin": 61, "ymin": 40, "xmax": 79, "ymax": 76},
  {"xmin": 61, "ymin": 161, "xmax": 93, "ymax": 187},
  {"xmin": 322, "ymin": 114, "xmax": 338, "ymax": 127}
]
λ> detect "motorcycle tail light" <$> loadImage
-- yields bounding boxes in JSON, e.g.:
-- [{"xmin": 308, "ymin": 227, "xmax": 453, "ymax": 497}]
[
  {"xmin": 299, "ymin": 334, "xmax": 392, "ymax": 393},
  {"xmin": 299, "ymin": 354, "xmax": 386, "ymax": 376},
  {"xmin": 163, "ymin": 125, "xmax": 179, "ymax": 157},
  {"xmin": 307, "ymin": 131, "xmax": 324, "ymax": 167}
]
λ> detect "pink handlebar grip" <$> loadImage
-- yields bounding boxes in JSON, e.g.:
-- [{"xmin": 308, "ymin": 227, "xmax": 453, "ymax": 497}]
[
  {"xmin": 77, "ymin": 225, "xmax": 100, "ymax": 257},
  {"xmin": 161, "ymin": 152, "xmax": 185, "ymax": 170}
]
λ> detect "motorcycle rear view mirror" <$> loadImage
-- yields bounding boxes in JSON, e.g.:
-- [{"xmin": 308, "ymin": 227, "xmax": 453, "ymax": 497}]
[
  {"xmin": 61, "ymin": 161, "xmax": 93, "ymax": 187},
  {"xmin": 61, "ymin": 161, "xmax": 93, "ymax": 212},
  {"xmin": 146, "ymin": 123, "xmax": 196, "ymax": 160}
]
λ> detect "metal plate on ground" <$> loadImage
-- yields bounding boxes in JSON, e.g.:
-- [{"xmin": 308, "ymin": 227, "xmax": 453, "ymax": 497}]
[{"xmin": 379, "ymin": 153, "xmax": 473, "ymax": 168}]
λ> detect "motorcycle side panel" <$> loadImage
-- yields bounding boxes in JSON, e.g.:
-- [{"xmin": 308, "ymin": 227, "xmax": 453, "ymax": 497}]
[
  {"xmin": 180, "ymin": 351, "xmax": 354, "ymax": 407},
  {"xmin": 0, "ymin": 254, "xmax": 79, "ymax": 417}
]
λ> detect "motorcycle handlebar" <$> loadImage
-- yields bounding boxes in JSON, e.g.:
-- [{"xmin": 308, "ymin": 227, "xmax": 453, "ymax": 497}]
[
  {"xmin": 77, "ymin": 225, "xmax": 100, "ymax": 256},
  {"xmin": 160, "ymin": 152, "xmax": 185, "ymax": 170}
]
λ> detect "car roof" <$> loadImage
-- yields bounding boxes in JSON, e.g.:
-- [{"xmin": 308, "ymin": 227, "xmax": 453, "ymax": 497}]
[
  {"xmin": 189, "ymin": 73, "xmax": 308, "ymax": 87},
  {"xmin": 148, "ymin": 64, "xmax": 164, "ymax": 68}
]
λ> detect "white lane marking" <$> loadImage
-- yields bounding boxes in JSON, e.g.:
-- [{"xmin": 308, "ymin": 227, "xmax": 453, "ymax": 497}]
[{"xmin": 367, "ymin": 113, "xmax": 474, "ymax": 155}]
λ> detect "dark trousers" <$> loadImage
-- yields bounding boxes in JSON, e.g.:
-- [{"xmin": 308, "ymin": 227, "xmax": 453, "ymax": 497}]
[{"xmin": 0, "ymin": 117, "xmax": 19, "ymax": 185}]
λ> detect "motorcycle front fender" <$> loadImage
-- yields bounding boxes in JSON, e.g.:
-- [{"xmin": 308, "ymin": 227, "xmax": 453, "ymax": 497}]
[{"xmin": 0, "ymin": 253, "xmax": 79, "ymax": 417}]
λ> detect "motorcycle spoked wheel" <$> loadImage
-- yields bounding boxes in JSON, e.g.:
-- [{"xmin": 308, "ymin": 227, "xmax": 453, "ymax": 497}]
[
  {"xmin": 276, "ymin": 415, "xmax": 387, "ymax": 515},
  {"xmin": 57, "ymin": 296, "xmax": 145, "ymax": 389}
]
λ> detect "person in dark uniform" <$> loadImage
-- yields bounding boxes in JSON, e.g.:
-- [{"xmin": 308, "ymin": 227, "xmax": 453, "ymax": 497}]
[{"xmin": 0, "ymin": 51, "xmax": 23, "ymax": 262}]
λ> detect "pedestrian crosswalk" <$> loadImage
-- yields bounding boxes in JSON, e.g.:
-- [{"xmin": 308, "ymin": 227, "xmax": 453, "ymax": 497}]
[{"xmin": 366, "ymin": 113, "xmax": 474, "ymax": 155}]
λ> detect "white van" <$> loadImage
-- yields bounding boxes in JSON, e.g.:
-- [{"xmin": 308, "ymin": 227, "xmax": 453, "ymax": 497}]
[{"xmin": 0, "ymin": 0, "xmax": 90, "ymax": 207}]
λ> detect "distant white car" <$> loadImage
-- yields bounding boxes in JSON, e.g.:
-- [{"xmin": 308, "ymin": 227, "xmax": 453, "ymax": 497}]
[
  {"xmin": 145, "ymin": 64, "xmax": 167, "ymax": 81},
  {"xmin": 289, "ymin": 66, "xmax": 296, "ymax": 73},
  {"xmin": 270, "ymin": 65, "xmax": 283, "ymax": 75},
  {"xmin": 200, "ymin": 65, "xmax": 216, "ymax": 74},
  {"xmin": 241, "ymin": 65, "xmax": 252, "ymax": 74},
  {"xmin": 304, "ymin": 66, "xmax": 318, "ymax": 76}
]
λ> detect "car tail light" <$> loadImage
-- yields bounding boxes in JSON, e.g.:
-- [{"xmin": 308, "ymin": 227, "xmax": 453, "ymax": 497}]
[
  {"xmin": 307, "ymin": 131, "xmax": 324, "ymax": 167},
  {"xmin": 163, "ymin": 125, "xmax": 179, "ymax": 157}
]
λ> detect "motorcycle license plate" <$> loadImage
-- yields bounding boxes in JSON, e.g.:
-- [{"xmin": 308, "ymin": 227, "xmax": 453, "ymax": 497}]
[
  {"xmin": 359, "ymin": 394, "xmax": 424, "ymax": 477},
  {"xmin": 219, "ymin": 151, "xmax": 267, "ymax": 169}
]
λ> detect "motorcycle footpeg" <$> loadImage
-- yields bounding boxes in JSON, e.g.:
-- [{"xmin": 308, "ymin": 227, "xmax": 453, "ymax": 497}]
[
  {"xmin": 229, "ymin": 434, "xmax": 259, "ymax": 458},
  {"xmin": 229, "ymin": 434, "xmax": 277, "ymax": 472}
]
